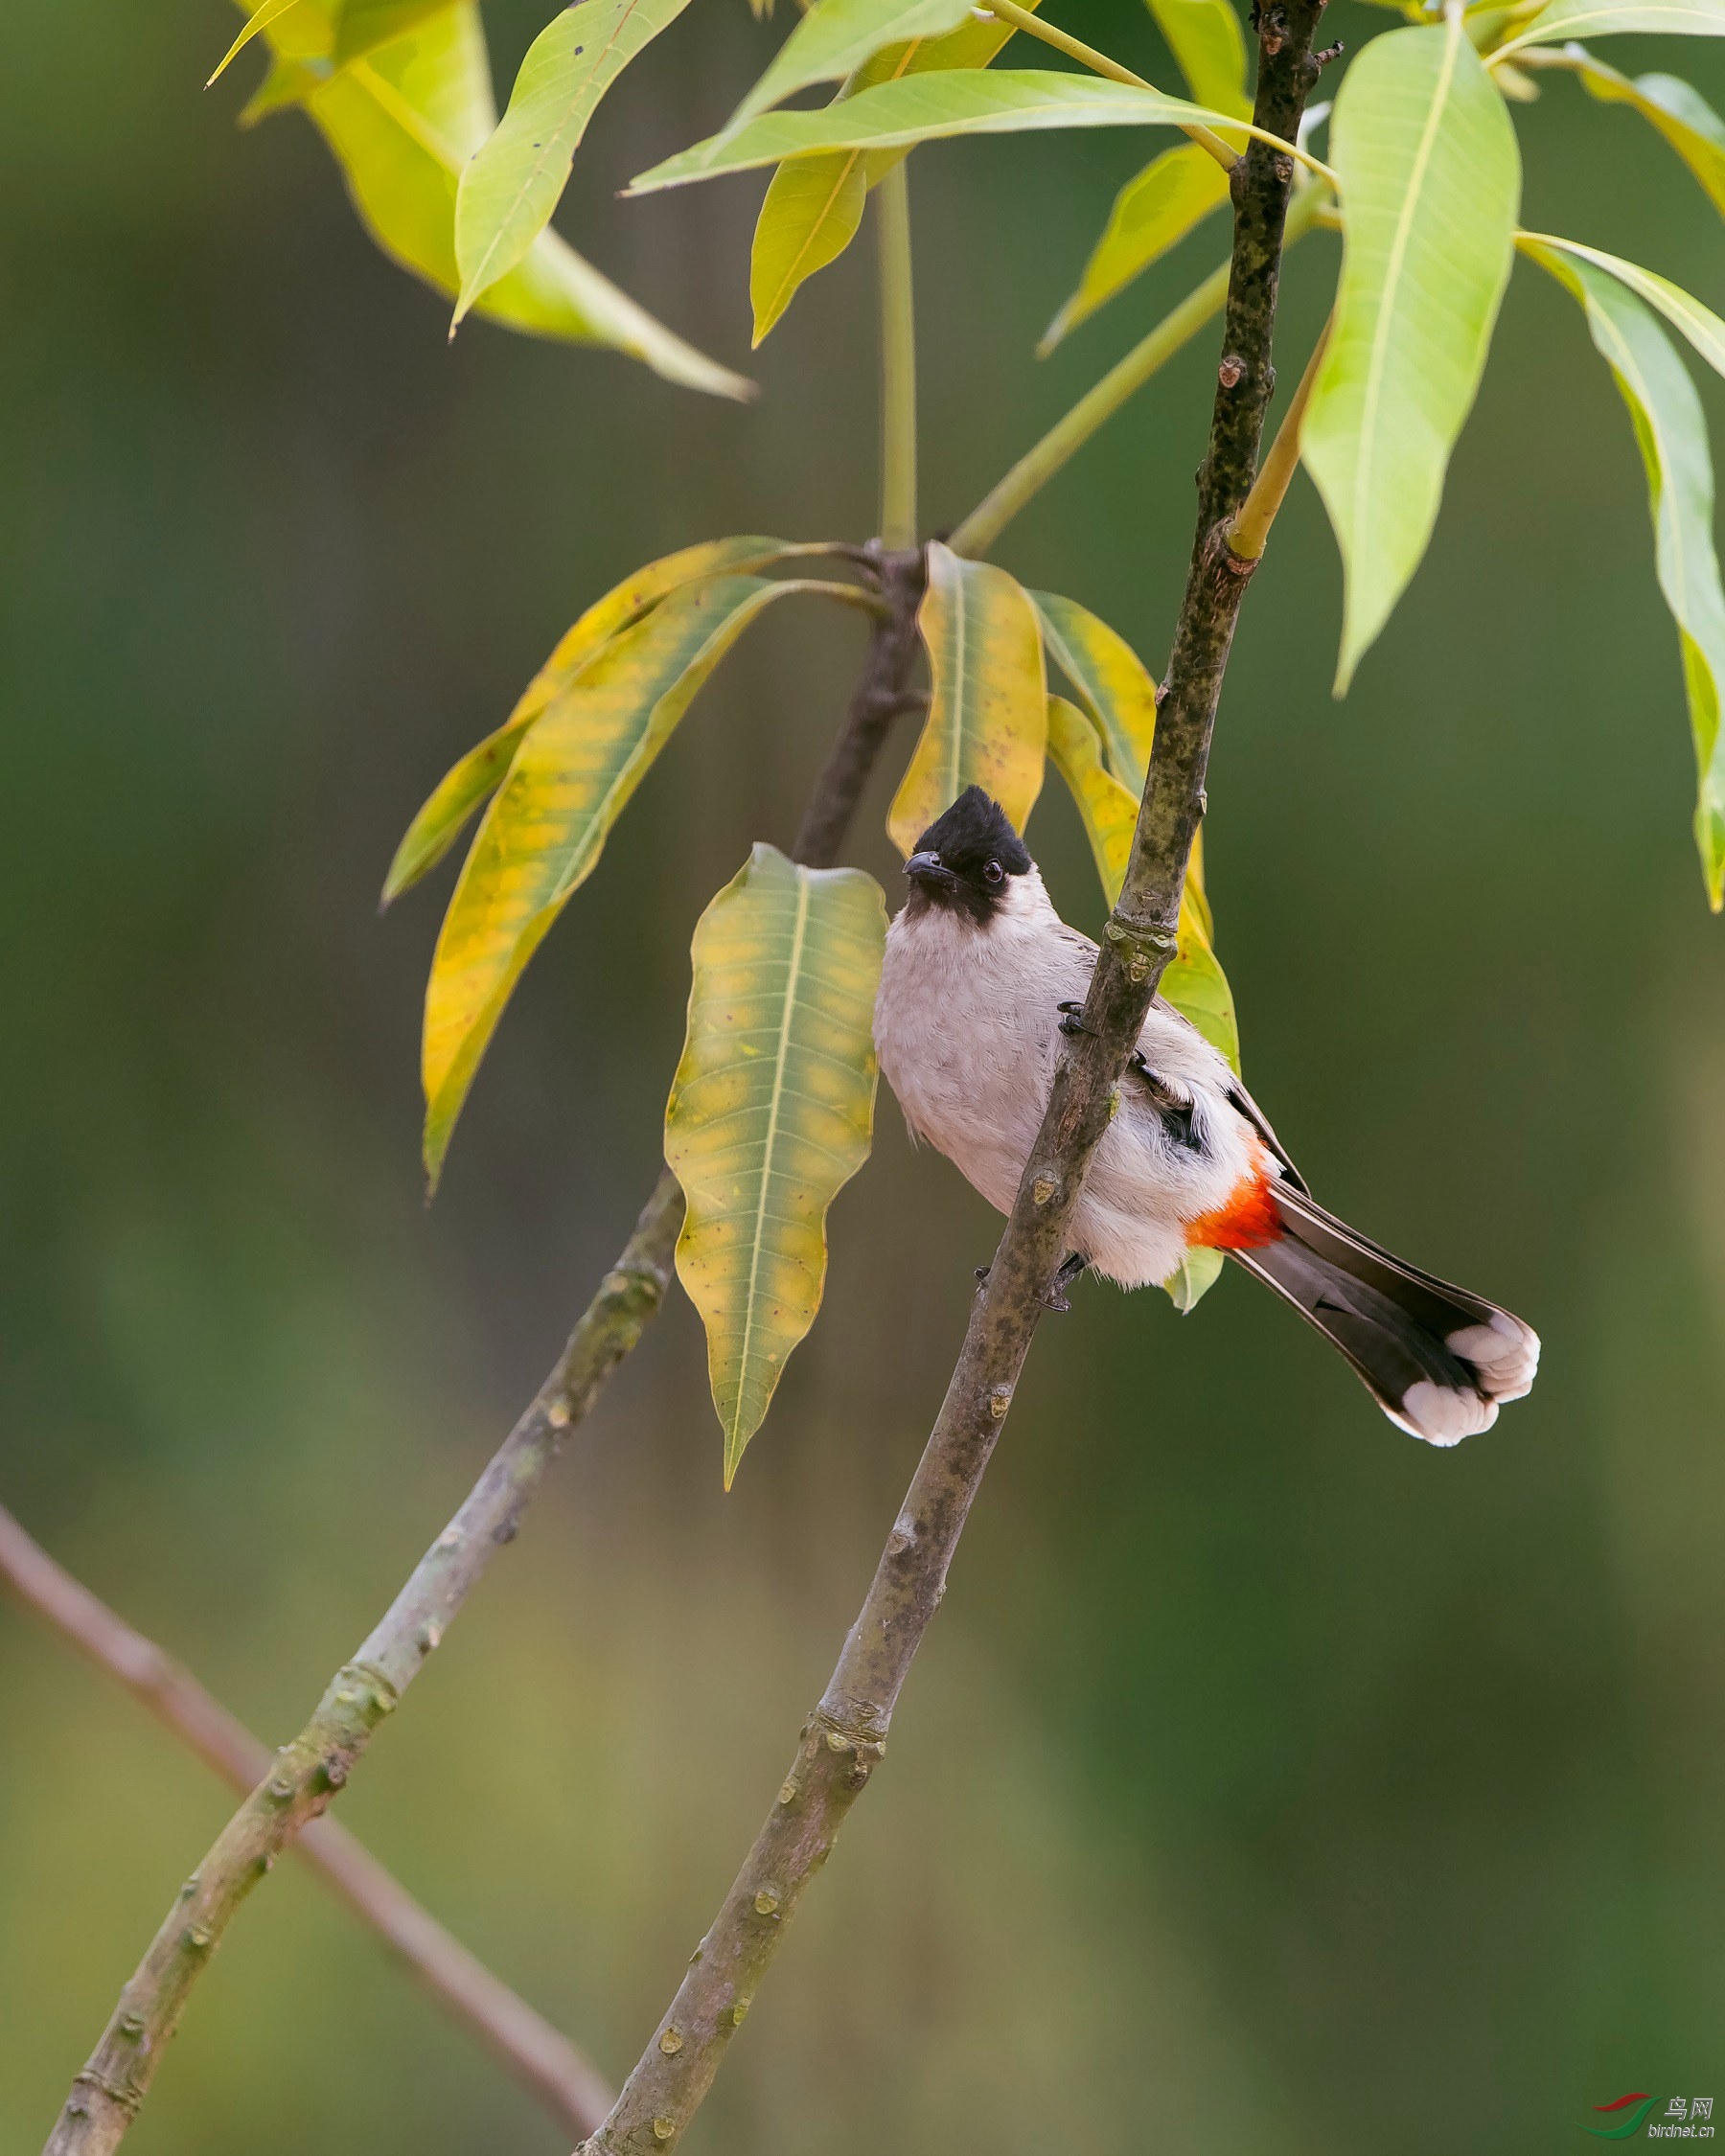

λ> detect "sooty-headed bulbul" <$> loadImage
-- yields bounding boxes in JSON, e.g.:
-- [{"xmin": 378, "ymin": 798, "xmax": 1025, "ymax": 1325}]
[{"xmin": 872, "ymin": 788, "xmax": 1539, "ymax": 1444}]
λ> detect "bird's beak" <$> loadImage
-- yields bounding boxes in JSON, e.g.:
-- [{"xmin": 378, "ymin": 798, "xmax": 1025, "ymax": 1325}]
[{"xmin": 905, "ymin": 850, "xmax": 954, "ymax": 888}]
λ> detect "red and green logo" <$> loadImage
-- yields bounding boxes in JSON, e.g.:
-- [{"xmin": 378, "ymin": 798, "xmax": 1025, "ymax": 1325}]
[{"xmin": 1585, "ymin": 2096, "xmax": 1659, "ymax": 2140}]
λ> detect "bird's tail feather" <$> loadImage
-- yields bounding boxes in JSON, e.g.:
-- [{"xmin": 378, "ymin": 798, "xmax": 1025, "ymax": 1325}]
[{"xmin": 1231, "ymin": 1185, "xmax": 1539, "ymax": 1446}]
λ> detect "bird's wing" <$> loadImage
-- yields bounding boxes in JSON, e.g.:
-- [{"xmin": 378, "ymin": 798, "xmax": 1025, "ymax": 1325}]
[{"xmin": 1219, "ymin": 1070, "xmax": 1308, "ymax": 1194}]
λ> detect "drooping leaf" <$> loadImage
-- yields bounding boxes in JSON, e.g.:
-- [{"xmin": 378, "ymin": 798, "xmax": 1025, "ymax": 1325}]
[
  {"xmin": 227, "ymin": 0, "xmax": 748, "ymax": 396},
  {"xmin": 665, "ymin": 844, "xmax": 886, "ymax": 1483},
  {"xmin": 1032, "ymin": 590, "xmax": 1160, "ymax": 784},
  {"xmin": 888, "ymin": 542, "xmax": 1046, "ymax": 855},
  {"xmin": 334, "ymin": 0, "xmax": 451, "ymax": 65},
  {"xmin": 208, "ymin": 0, "xmax": 308, "ymax": 86},
  {"xmin": 452, "ymin": 0, "xmax": 696, "ymax": 325},
  {"xmin": 1520, "ymin": 232, "xmax": 1725, "ymax": 378},
  {"xmin": 746, "ymin": 7, "xmax": 1027, "ymax": 339},
  {"xmin": 1043, "ymin": 696, "xmax": 1239, "ymax": 1070},
  {"xmin": 1164, "ymin": 1246, "xmax": 1226, "ymax": 1310},
  {"xmin": 1041, "ymin": 143, "xmax": 1231, "ymax": 350},
  {"xmin": 1501, "ymin": 0, "xmax": 1725, "ymax": 54},
  {"xmin": 1565, "ymin": 47, "xmax": 1725, "ymax": 215},
  {"xmin": 630, "ymin": 71, "xmax": 1263, "ymax": 195},
  {"xmin": 749, "ymin": 152, "xmax": 869, "ymax": 342},
  {"xmin": 1144, "ymin": 0, "xmax": 1250, "ymax": 115},
  {"xmin": 383, "ymin": 537, "xmax": 791, "ymax": 904},
  {"xmin": 1301, "ymin": 20, "xmax": 1520, "ymax": 692},
  {"xmin": 728, "ymin": 0, "xmax": 977, "ymax": 129},
  {"xmin": 421, "ymin": 575, "xmax": 817, "ymax": 1180},
  {"xmin": 1524, "ymin": 241, "xmax": 1725, "ymax": 905}
]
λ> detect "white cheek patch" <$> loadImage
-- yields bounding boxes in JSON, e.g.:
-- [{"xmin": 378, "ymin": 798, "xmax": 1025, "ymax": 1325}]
[
  {"xmin": 1392, "ymin": 1382, "xmax": 1501, "ymax": 1447},
  {"xmin": 1446, "ymin": 1314, "xmax": 1541, "ymax": 1402}
]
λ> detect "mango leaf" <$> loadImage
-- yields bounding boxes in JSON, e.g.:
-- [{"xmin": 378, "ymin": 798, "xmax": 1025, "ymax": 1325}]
[
  {"xmin": 746, "ymin": 7, "xmax": 1025, "ymax": 340},
  {"xmin": 334, "ymin": 0, "xmax": 450, "ymax": 64},
  {"xmin": 383, "ymin": 537, "xmax": 790, "ymax": 904},
  {"xmin": 1563, "ymin": 46, "xmax": 1725, "ymax": 214},
  {"xmin": 629, "ymin": 71, "xmax": 1263, "ymax": 194},
  {"xmin": 452, "ymin": 0, "xmax": 696, "ymax": 326},
  {"xmin": 228, "ymin": 0, "xmax": 748, "ymax": 397},
  {"xmin": 422, "ymin": 575, "xmax": 818, "ymax": 1181},
  {"xmin": 1521, "ymin": 232, "xmax": 1725, "ymax": 377},
  {"xmin": 1145, "ymin": 0, "xmax": 1250, "ymax": 114},
  {"xmin": 208, "ymin": 0, "xmax": 308, "ymax": 86},
  {"xmin": 1032, "ymin": 591, "xmax": 1160, "ymax": 785},
  {"xmin": 1523, "ymin": 241, "xmax": 1725, "ymax": 905},
  {"xmin": 1501, "ymin": 0, "xmax": 1725, "ymax": 53},
  {"xmin": 728, "ymin": 0, "xmax": 978, "ymax": 129},
  {"xmin": 665, "ymin": 844, "xmax": 886, "ymax": 1483},
  {"xmin": 1041, "ymin": 145, "xmax": 1230, "ymax": 350},
  {"xmin": 887, "ymin": 541, "xmax": 1047, "ymax": 855},
  {"xmin": 1301, "ymin": 21, "xmax": 1520, "ymax": 693}
]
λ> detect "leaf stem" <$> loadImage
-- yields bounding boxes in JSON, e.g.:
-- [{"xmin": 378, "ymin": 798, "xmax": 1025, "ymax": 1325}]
[
  {"xmin": 876, "ymin": 163, "xmax": 919, "ymax": 549},
  {"xmin": 33, "ymin": 558, "xmax": 932, "ymax": 2156},
  {"xmin": 1226, "ymin": 307, "xmax": 1331, "ymax": 560},
  {"xmin": 576, "ymin": 4, "xmax": 1330, "ymax": 2147},
  {"xmin": 0, "ymin": 1503, "xmax": 613, "ymax": 2139},
  {"xmin": 951, "ymin": 178, "xmax": 1328, "ymax": 559},
  {"xmin": 979, "ymin": 0, "xmax": 1240, "ymax": 172}
]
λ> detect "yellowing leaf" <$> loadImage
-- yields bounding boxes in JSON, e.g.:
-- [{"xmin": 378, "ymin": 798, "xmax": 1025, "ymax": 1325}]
[
  {"xmin": 208, "ymin": 0, "xmax": 307, "ymax": 87},
  {"xmin": 888, "ymin": 541, "xmax": 1046, "ymax": 855},
  {"xmin": 1301, "ymin": 20, "xmax": 1520, "ymax": 692},
  {"xmin": 1043, "ymin": 695, "xmax": 1238, "ymax": 1069},
  {"xmin": 1565, "ymin": 48, "xmax": 1725, "ymax": 216},
  {"xmin": 1501, "ymin": 0, "xmax": 1725, "ymax": 52},
  {"xmin": 630, "ymin": 71, "xmax": 1261, "ymax": 195},
  {"xmin": 1524, "ymin": 241, "xmax": 1725, "ymax": 906},
  {"xmin": 727, "ymin": 0, "xmax": 977, "ymax": 129},
  {"xmin": 1145, "ymin": 0, "xmax": 1250, "ymax": 115},
  {"xmin": 1041, "ymin": 142, "xmax": 1230, "ymax": 350},
  {"xmin": 382, "ymin": 537, "xmax": 794, "ymax": 904},
  {"xmin": 746, "ymin": 7, "xmax": 1026, "ymax": 341},
  {"xmin": 452, "ymin": 0, "xmax": 696, "ymax": 326},
  {"xmin": 422, "ymin": 575, "xmax": 816, "ymax": 1181},
  {"xmin": 334, "ymin": 0, "xmax": 450, "ymax": 65},
  {"xmin": 665, "ymin": 844, "xmax": 886, "ymax": 1483},
  {"xmin": 229, "ymin": 0, "xmax": 748, "ymax": 397},
  {"xmin": 1031, "ymin": 589, "xmax": 1160, "ymax": 785}
]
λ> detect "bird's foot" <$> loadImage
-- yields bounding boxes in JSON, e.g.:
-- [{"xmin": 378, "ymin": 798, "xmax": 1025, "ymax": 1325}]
[{"xmin": 1057, "ymin": 999, "xmax": 1093, "ymax": 1038}]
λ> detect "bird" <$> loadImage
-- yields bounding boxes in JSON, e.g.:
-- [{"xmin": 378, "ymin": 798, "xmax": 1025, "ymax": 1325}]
[{"xmin": 872, "ymin": 787, "xmax": 1539, "ymax": 1445}]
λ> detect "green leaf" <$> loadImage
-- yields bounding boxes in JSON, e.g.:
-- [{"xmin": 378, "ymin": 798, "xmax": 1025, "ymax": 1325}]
[
  {"xmin": 1564, "ymin": 47, "xmax": 1725, "ymax": 215},
  {"xmin": 1164, "ymin": 1246, "xmax": 1225, "ymax": 1311},
  {"xmin": 1521, "ymin": 232, "xmax": 1725, "ymax": 378},
  {"xmin": 887, "ymin": 541, "xmax": 1047, "ymax": 855},
  {"xmin": 230, "ymin": 0, "xmax": 749, "ymax": 396},
  {"xmin": 383, "ymin": 537, "xmax": 791, "ymax": 905},
  {"xmin": 1041, "ymin": 142, "xmax": 1230, "ymax": 350},
  {"xmin": 421, "ymin": 575, "xmax": 819, "ymax": 1181},
  {"xmin": 629, "ymin": 70, "xmax": 1259, "ymax": 194},
  {"xmin": 1144, "ymin": 0, "xmax": 1250, "ymax": 115},
  {"xmin": 1502, "ymin": 0, "xmax": 1725, "ymax": 55},
  {"xmin": 665, "ymin": 844, "xmax": 886, "ymax": 1483},
  {"xmin": 334, "ymin": 0, "xmax": 450, "ymax": 65},
  {"xmin": 1042, "ymin": 694, "xmax": 1239, "ymax": 1069},
  {"xmin": 728, "ymin": 0, "xmax": 978, "ymax": 129},
  {"xmin": 1032, "ymin": 591, "xmax": 1160, "ymax": 788},
  {"xmin": 208, "ymin": 0, "xmax": 308, "ymax": 87},
  {"xmin": 745, "ymin": 7, "xmax": 1026, "ymax": 339},
  {"xmin": 1301, "ymin": 20, "xmax": 1520, "ymax": 693},
  {"xmin": 452, "ymin": 0, "xmax": 696, "ymax": 326},
  {"xmin": 1523, "ymin": 241, "xmax": 1725, "ymax": 906}
]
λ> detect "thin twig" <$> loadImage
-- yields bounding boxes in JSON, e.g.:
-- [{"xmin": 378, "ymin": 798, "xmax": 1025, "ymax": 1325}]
[
  {"xmin": 0, "ymin": 1503, "xmax": 612, "ymax": 2137},
  {"xmin": 576, "ymin": 5, "xmax": 1331, "ymax": 2149},
  {"xmin": 38, "ymin": 567, "xmax": 929, "ymax": 2156},
  {"xmin": 875, "ymin": 166, "xmax": 919, "ymax": 550},
  {"xmin": 950, "ymin": 179, "xmax": 1328, "ymax": 561}
]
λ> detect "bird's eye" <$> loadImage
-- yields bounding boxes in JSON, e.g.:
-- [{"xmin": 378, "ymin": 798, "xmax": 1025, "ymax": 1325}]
[{"xmin": 982, "ymin": 860, "xmax": 1004, "ymax": 886}]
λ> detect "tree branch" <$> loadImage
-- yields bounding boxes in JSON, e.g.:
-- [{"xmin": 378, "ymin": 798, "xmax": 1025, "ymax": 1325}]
[
  {"xmin": 38, "ymin": 559, "xmax": 928, "ymax": 2156},
  {"xmin": 0, "ymin": 1502, "xmax": 614, "ymax": 2136},
  {"xmin": 576, "ymin": 8, "xmax": 1330, "ymax": 2149}
]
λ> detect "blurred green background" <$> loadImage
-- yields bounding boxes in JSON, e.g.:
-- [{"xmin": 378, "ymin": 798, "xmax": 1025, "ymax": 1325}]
[{"xmin": 3, "ymin": 3, "xmax": 1722, "ymax": 2149}]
